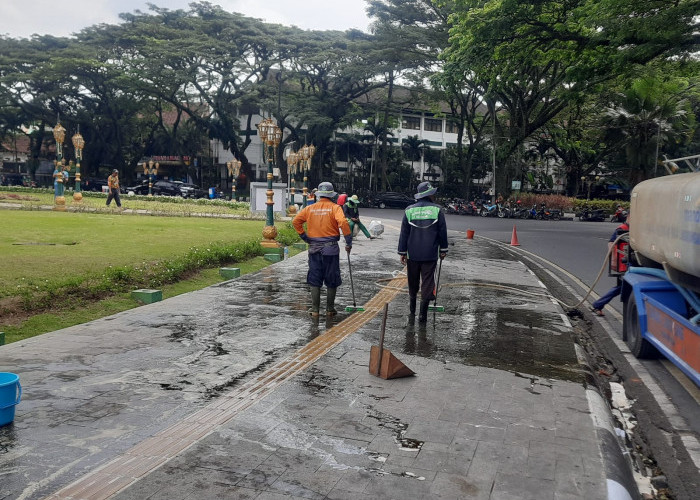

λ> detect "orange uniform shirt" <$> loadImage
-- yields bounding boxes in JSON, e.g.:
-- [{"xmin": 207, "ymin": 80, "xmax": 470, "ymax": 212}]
[{"xmin": 292, "ymin": 197, "xmax": 351, "ymax": 239}]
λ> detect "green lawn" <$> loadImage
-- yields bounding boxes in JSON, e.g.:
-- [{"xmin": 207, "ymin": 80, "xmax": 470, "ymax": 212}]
[
  {"xmin": 0, "ymin": 211, "xmax": 268, "ymax": 294},
  {"xmin": 0, "ymin": 188, "xmax": 251, "ymax": 217}
]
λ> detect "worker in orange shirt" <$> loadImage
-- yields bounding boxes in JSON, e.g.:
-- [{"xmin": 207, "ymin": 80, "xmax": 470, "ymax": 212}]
[{"xmin": 293, "ymin": 182, "xmax": 352, "ymax": 316}]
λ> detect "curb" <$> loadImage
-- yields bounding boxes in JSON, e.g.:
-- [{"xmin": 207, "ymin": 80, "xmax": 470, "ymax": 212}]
[{"xmin": 575, "ymin": 344, "xmax": 639, "ymax": 500}]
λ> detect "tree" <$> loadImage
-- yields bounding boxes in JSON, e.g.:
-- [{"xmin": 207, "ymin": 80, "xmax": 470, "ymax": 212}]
[
  {"xmin": 401, "ymin": 134, "xmax": 429, "ymax": 187},
  {"xmin": 600, "ymin": 75, "xmax": 696, "ymax": 185},
  {"xmin": 442, "ymin": 0, "xmax": 700, "ymax": 168}
]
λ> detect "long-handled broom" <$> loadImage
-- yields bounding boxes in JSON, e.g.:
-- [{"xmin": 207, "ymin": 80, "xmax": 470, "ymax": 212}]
[
  {"xmin": 345, "ymin": 250, "xmax": 365, "ymax": 312},
  {"xmin": 428, "ymin": 258, "xmax": 445, "ymax": 312}
]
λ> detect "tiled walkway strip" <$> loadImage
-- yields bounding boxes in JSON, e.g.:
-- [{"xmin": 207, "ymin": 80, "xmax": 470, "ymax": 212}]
[{"xmin": 45, "ymin": 276, "xmax": 407, "ymax": 500}]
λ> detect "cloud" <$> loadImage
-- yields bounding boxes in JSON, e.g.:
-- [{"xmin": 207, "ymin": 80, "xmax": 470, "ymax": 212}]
[{"xmin": 0, "ymin": 0, "xmax": 370, "ymax": 39}]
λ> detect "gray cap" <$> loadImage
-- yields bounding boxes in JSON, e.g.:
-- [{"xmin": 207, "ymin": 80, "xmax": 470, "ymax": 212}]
[
  {"xmin": 415, "ymin": 181, "xmax": 437, "ymax": 199},
  {"xmin": 316, "ymin": 182, "xmax": 337, "ymax": 199}
]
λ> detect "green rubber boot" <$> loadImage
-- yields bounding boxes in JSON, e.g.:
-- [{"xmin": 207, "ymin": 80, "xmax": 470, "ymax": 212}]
[
  {"xmin": 309, "ymin": 286, "xmax": 321, "ymax": 316},
  {"xmin": 326, "ymin": 287, "xmax": 338, "ymax": 316}
]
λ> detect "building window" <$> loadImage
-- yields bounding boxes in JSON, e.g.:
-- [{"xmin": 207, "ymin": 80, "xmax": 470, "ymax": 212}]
[
  {"xmin": 402, "ymin": 116, "xmax": 421, "ymax": 130},
  {"xmin": 446, "ymin": 121, "xmax": 463, "ymax": 134},
  {"xmin": 424, "ymin": 118, "xmax": 443, "ymax": 132}
]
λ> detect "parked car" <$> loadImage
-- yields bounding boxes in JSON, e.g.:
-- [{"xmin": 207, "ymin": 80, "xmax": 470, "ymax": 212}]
[
  {"xmin": 173, "ymin": 181, "xmax": 207, "ymax": 199},
  {"xmin": 82, "ymin": 178, "xmax": 110, "ymax": 192},
  {"xmin": 126, "ymin": 179, "xmax": 179, "ymax": 197},
  {"xmin": 372, "ymin": 192, "xmax": 415, "ymax": 209}
]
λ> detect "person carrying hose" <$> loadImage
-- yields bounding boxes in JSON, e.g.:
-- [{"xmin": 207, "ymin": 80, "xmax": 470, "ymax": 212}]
[
  {"xmin": 343, "ymin": 195, "xmax": 375, "ymax": 239},
  {"xmin": 398, "ymin": 182, "xmax": 449, "ymax": 323},
  {"xmin": 293, "ymin": 182, "xmax": 352, "ymax": 317}
]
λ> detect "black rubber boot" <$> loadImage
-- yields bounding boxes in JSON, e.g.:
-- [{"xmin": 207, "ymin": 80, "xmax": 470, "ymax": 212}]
[
  {"xmin": 309, "ymin": 286, "xmax": 321, "ymax": 316},
  {"xmin": 326, "ymin": 287, "xmax": 338, "ymax": 316},
  {"xmin": 409, "ymin": 295, "xmax": 417, "ymax": 316},
  {"xmin": 418, "ymin": 300, "xmax": 430, "ymax": 323}
]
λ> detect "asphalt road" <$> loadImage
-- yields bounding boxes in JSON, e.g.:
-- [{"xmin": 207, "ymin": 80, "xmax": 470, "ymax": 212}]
[{"xmin": 360, "ymin": 207, "xmax": 619, "ymax": 307}]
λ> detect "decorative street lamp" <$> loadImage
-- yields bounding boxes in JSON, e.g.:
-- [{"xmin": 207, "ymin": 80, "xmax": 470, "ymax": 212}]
[
  {"xmin": 286, "ymin": 151, "xmax": 299, "ymax": 214},
  {"xmin": 71, "ymin": 130, "xmax": 85, "ymax": 202},
  {"xmin": 298, "ymin": 144, "xmax": 316, "ymax": 207},
  {"xmin": 226, "ymin": 157, "xmax": 242, "ymax": 201},
  {"xmin": 144, "ymin": 160, "xmax": 159, "ymax": 196},
  {"xmin": 52, "ymin": 121, "xmax": 67, "ymax": 211},
  {"xmin": 256, "ymin": 117, "xmax": 283, "ymax": 248}
]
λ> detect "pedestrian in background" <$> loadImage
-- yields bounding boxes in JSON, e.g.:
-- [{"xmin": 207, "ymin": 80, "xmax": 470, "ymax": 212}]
[
  {"xmin": 343, "ymin": 195, "xmax": 374, "ymax": 239},
  {"xmin": 106, "ymin": 169, "xmax": 122, "ymax": 208},
  {"xmin": 306, "ymin": 188, "xmax": 318, "ymax": 206},
  {"xmin": 293, "ymin": 182, "xmax": 352, "ymax": 317},
  {"xmin": 398, "ymin": 181, "xmax": 448, "ymax": 323}
]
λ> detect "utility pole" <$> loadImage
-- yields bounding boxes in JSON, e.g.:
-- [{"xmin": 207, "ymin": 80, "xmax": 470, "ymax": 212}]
[{"xmin": 491, "ymin": 100, "xmax": 497, "ymax": 204}]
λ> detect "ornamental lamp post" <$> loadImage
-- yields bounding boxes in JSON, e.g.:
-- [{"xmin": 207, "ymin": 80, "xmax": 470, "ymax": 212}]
[
  {"xmin": 226, "ymin": 158, "xmax": 242, "ymax": 201},
  {"xmin": 52, "ymin": 122, "xmax": 67, "ymax": 211},
  {"xmin": 256, "ymin": 117, "xmax": 283, "ymax": 248},
  {"xmin": 298, "ymin": 145, "xmax": 309, "ymax": 207},
  {"xmin": 286, "ymin": 151, "xmax": 299, "ymax": 214},
  {"xmin": 304, "ymin": 144, "xmax": 315, "ymax": 206},
  {"xmin": 71, "ymin": 131, "xmax": 84, "ymax": 202},
  {"xmin": 144, "ymin": 160, "xmax": 159, "ymax": 196}
]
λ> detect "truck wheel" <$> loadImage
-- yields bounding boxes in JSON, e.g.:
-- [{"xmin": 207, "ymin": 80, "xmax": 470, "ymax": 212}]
[{"xmin": 624, "ymin": 295, "xmax": 658, "ymax": 358}]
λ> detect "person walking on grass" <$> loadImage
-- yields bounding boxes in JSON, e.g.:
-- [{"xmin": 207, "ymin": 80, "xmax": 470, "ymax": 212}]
[
  {"xmin": 293, "ymin": 182, "xmax": 352, "ymax": 317},
  {"xmin": 106, "ymin": 169, "xmax": 121, "ymax": 208},
  {"xmin": 398, "ymin": 181, "xmax": 448, "ymax": 323},
  {"xmin": 343, "ymin": 195, "xmax": 374, "ymax": 239}
]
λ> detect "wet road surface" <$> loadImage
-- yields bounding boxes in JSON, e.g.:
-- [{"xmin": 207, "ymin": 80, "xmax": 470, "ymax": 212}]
[{"xmin": 0, "ymin": 226, "xmax": 626, "ymax": 500}]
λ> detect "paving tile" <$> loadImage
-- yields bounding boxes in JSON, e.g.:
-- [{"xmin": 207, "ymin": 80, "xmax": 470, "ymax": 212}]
[
  {"xmin": 404, "ymin": 418, "xmax": 459, "ymax": 444},
  {"xmin": 412, "ymin": 449, "xmax": 472, "ymax": 475},
  {"xmin": 429, "ymin": 472, "xmax": 491, "ymax": 500},
  {"xmin": 491, "ymin": 472, "xmax": 555, "ymax": 500}
]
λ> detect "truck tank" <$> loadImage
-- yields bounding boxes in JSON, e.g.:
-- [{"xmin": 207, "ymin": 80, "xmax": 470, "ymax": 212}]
[{"xmin": 629, "ymin": 172, "xmax": 700, "ymax": 291}]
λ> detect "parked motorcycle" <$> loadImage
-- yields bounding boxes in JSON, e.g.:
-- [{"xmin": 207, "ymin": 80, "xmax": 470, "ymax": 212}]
[
  {"xmin": 536, "ymin": 204, "xmax": 561, "ymax": 221},
  {"xmin": 577, "ymin": 206, "xmax": 607, "ymax": 221},
  {"xmin": 480, "ymin": 202, "xmax": 506, "ymax": 217},
  {"xmin": 519, "ymin": 204, "xmax": 538, "ymax": 219}
]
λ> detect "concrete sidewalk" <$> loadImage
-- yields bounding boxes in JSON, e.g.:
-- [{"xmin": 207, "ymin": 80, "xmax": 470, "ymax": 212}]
[{"xmin": 0, "ymin": 225, "xmax": 635, "ymax": 500}]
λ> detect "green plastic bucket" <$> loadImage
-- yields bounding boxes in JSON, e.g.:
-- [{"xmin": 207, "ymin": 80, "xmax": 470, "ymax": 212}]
[{"xmin": 0, "ymin": 372, "xmax": 21, "ymax": 427}]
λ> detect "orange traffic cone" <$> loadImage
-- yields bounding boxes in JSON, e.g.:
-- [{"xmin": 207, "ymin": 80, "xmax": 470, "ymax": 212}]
[
  {"xmin": 510, "ymin": 225, "xmax": 520, "ymax": 246},
  {"xmin": 466, "ymin": 229, "xmax": 475, "ymax": 239}
]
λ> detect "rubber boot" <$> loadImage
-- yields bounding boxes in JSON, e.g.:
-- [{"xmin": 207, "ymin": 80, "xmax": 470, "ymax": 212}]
[
  {"xmin": 418, "ymin": 300, "xmax": 430, "ymax": 323},
  {"xmin": 309, "ymin": 286, "xmax": 321, "ymax": 317},
  {"xmin": 409, "ymin": 295, "xmax": 417, "ymax": 316},
  {"xmin": 326, "ymin": 287, "xmax": 338, "ymax": 316}
]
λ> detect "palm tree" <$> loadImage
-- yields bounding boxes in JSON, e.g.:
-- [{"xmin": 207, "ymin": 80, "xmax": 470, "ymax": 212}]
[
  {"xmin": 402, "ymin": 135, "xmax": 430, "ymax": 188},
  {"xmin": 601, "ymin": 76, "xmax": 692, "ymax": 186},
  {"xmin": 363, "ymin": 118, "xmax": 394, "ymax": 192}
]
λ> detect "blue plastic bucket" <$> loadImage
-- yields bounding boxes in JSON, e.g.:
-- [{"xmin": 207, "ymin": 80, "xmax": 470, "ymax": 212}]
[{"xmin": 0, "ymin": 372, "xmax": 21, "ymax": 427}]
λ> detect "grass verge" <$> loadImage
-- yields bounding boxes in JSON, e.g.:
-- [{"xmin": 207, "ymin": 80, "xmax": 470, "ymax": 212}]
[{"xmin": 1, "ymin": 253, "xmax": 300, "ymax": 345}]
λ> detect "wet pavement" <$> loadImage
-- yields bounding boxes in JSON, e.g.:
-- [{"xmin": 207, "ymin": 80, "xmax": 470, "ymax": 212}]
[{"xmin": 0, "ymin": 223, "xmax": 633, "ymax": 499}]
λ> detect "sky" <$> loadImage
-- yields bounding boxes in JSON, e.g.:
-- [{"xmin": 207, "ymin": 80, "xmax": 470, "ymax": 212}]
[{"xmin": 0, "ymin": 0, "xmax": 373, "ymax": 39}]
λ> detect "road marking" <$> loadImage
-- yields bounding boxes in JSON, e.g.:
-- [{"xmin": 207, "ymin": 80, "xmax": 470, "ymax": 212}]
[{"xmin": 45, "ymin": 276, "xmax": 408, "ymax": 500}]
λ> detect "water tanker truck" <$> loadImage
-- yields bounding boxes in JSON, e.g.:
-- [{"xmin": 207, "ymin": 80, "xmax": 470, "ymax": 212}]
[{"xmin": 621, "ymin": 171, "xmax": 700, "ymax": 387}]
